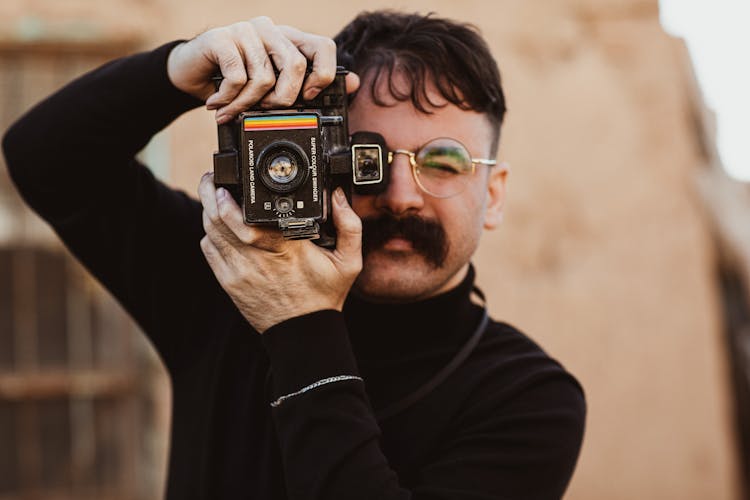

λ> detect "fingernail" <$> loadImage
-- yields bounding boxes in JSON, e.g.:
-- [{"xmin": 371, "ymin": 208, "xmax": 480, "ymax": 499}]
[
  {"xmin": 216, "ymin": 187, "xmax": 227, "ymax": 200},
  {"xmin": 334, "ymin": 187, "xmax": 346, "ymax": 206},
  {"xmin": 216, "ymin": 113, "xmax": 227, "ymax": 124}
]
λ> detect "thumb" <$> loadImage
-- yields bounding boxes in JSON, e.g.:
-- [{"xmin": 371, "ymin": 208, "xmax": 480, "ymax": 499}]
[
  {"xmin": 345, "ymin": 72, "xmax": 360, "ymax": 95},
  {"xmin": 331, "ymin": 187, "xmax": 362, "ymax": 263}
]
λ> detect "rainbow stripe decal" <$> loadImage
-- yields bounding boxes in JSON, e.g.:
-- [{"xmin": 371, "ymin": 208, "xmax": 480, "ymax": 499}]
[{"xmin": 243, "ymin": 114, "xmax": 318, "ymax": 132}]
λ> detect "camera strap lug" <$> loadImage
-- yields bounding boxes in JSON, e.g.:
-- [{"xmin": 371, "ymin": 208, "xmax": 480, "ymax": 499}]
[{"xmin": 320, "ymin": 115, "xmax": 344, "ymax": 126}]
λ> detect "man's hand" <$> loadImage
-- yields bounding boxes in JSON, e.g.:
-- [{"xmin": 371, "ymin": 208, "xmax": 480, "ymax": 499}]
[
  {"xmin": 197, "ymin": 173, "xmax": 363, "ymax": 333},
  {"xmin": 167, "ymin": 17, "xmax": 359, "ymax": 123}
]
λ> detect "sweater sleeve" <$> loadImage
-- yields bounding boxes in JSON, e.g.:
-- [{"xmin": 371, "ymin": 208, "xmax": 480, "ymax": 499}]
[
  {"xmin": 1, "ymin": 42, "xmax": 211, "ymax": 370},
  {"xmin": 262, "ymin": 311, "xmax": 586, "ymax": 500},
  {"xmin": 262, "ymin": 311, "xmax": 409, "ymax": 500}
]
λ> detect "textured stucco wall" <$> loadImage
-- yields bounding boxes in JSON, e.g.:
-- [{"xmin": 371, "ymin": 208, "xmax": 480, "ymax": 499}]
[{"xmin": 0, "ymin": 0, "xmax": 741, "ymax": 498}]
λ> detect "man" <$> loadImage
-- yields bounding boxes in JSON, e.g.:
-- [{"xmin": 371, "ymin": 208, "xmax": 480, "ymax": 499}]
[{"xmin": 3, "ymin": 11, "xmax": 585, "ymax": 500}]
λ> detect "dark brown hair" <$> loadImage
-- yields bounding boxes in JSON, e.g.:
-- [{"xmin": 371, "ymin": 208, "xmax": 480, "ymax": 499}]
[{"xmin": 334, "ymin": 10, "xmax": 507, "ymax": 155}]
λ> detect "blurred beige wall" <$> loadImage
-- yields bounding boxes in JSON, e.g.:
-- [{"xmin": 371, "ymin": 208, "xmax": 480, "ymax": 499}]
[{"xmin": 0, "ymin": 0, "xmax": 741, "ymax": 499}]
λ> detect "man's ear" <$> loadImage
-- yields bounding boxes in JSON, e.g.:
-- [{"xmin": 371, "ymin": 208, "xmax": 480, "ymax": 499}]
[{"xmin": 483, "ymin": 162, "xmax": 509, "ymax": 230}]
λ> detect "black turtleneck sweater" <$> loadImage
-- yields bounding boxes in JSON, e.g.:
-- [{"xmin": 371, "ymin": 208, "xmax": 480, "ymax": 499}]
[{"xmin": 2, "ymin": 42, "xmax": 586, "ymax": 499}]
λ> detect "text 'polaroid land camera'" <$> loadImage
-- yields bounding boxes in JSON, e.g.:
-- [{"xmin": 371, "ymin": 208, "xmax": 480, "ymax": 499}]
[{"xmin": 212, "ymin": 67, "xmax": 389, "ymax": 248}]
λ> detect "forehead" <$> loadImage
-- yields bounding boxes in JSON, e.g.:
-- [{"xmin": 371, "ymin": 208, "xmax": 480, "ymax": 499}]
[{"xmin": 348, "ymin": 72, "xmax": 494, "ymax": 155}]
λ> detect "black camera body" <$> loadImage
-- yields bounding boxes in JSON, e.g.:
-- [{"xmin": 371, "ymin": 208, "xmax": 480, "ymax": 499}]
[{"xmin": 212, "ymin": 68, "xmax": 388, "ymax": 248}]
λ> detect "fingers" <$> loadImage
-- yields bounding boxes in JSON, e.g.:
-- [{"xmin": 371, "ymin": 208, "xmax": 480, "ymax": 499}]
[
  {"xmin": 197, "ymin": 18, "xmax": 343, "ymax": 122},
  {"xmin": 198, "ymin": 172, "xmax": 289, "ymax": 255},
  {"xmin": 214, "ymin": 186, "xmax": 280, "ymax": 250},
  {"xmin": 345, "ymin": 72, "xmax": 361, "ymax": 96},
  {"xmin": 201, "ymin": 30, "xmax": 249, "ymax": 116},
  {"xmin": 197, "ymin": 173, "xmax": 247, "ymax": 246},
  {"xmin": 200, "ymin": 172, "xmax": 363, "ymax": 269},
  {"xmin": 207, "ymin": 23, "xmax": 276, "ymax": 122},
  {"xmin": 331, "ymin": 188, "xmax": 363, "ymax": 268},
  {"xmin": 214, "ymin": 186, "xmax": 288, "ymax": 252},
  {"xmin": 198, "ymin": 173, "xmax": 243, "ymax": 248},
  {"xmin": 248, "ymin": 17, "xmax": 307, "ymax": 108},
  {"xmin": 278, "ymin": 25, "xmax": 338, "ymax": 100},
  {"xmin": 198, "ymin": 172, "xmax": 249, "ymax": 248},
  {"xmin": 278, "ymin": 25, "xmax": 361, "ymax": 99},
  {"xmin": 197, "ymin": 172, "xmax": 223, "ymax": 225},
  {"xmin": 171, "ymin": 18, "xmax": 348, "ymax": 121},
  {"xmin": 200, "ymin": 234, "xmax": 233, "ymax": 284}
]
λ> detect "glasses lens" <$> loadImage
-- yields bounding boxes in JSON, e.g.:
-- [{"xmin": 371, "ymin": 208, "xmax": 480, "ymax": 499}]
[{"xmin": 414, "ymin": 138, "xmax": 473, "ymax": 197}]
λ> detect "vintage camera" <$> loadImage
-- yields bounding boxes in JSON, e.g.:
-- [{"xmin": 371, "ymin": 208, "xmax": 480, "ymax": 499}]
[{"xmin": 212, "ymin": 67, "xmax": 389, "ymax": 248}]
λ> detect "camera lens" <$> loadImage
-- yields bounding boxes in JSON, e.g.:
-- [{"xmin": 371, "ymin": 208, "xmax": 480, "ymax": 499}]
[
  {"xmin": 268, "ymin": 155, "xmax": 297, "ymax": 184},
  {"xmin": 257, "ymin": 141, "xmax": 310, "ymax": 194}
]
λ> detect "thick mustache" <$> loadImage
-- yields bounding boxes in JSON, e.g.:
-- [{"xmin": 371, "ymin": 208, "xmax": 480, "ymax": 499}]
[{"xmin": 360, "ymin": 214, "xmax": 448, "ymax": 268}]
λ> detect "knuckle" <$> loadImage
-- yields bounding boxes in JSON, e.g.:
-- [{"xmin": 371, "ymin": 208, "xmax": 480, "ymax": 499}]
[
  {"xmin": 350, "ymin": 218, "xmax": 363, "ymax": 234},
  {"xmin": 237, "ymin": 262, "xmax": 256, "ymax": 282},
  {"xmin": 320, "ymin": 36, "xmax": 337, "ymax": 53},
  {"xmin": 316, "ymin": 65, "xmax": 335, "ymax": 84},
  {"xmin": 224, "ymin": 68, "xmax": 247, "ymax": 87},
  {"xmin": 197, "ymin": 180, "xmax": 209, "ymax": 199},
  {"xmin": 255, "ymin": 71, "xmax": 276, "ymax": 91},
  {"xmin": 236, "ymin": 227, "xmax": 257, "ymax": 245},
  {"xmin": 217, "ymin": 202, "xmax": 232, "ymax": 221},
  {"xmin": 340, "ymin": 210, "xmax": 361, "ymax": 231},
  {"xmin": 200, "ymin": 235, "xmax": 212, "ymax": 253},
  {"xmin": 228, "ymin": 276, "xmax": 244, "ymax": 290},
  {"xmin": 209, "ymin": 28, "xmax": 235, "ymax": 50},
  {"xmin": 290, "ymin": 53, "xmax": 307, "ymax": 74},
  {"xmin": 351, "ymin": 260, "xmax": 363, "ymax": 275},
  {"xmin": 223, "ymin": 272, "xmax": 242, "ymax": 290},
  {"xmin": 203, "ymin": 27, "xmax": 223, "ymax": 42},
  {"xmin": 231, "ymin": 20, "xmax": 254, "ymax": 34},
  {"xmin": 251, "ymin": 15, "xmax": 273, "ymax": 27},
  {"xmin": 207, "ymin": 210, "xmax": 222, "ymax": 226},
  {"xmin": 276, "ymin": 94, "xmax": 296, "ymax": 107}
]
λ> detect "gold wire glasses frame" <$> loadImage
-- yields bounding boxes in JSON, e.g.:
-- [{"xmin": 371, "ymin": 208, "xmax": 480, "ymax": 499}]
[{"xmin": 386, "ymin": 137, "xmax": 497, "ymax": 198}]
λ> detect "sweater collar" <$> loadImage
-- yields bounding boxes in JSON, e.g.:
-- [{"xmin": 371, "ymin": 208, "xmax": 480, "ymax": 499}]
[{"xmin": 343, "ymin": 264, "xmax": 480, "ymax": 361}]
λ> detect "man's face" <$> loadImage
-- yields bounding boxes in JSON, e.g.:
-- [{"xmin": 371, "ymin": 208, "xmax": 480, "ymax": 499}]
[{"xmin": 348, "ymin": 76, "xmax": 508, "ymax": 302}]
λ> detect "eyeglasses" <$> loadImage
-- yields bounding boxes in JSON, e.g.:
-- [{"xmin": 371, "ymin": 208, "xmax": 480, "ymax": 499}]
[{"xmin": 387, "ymin": 137, "xmax": 496, "ymax": 198}]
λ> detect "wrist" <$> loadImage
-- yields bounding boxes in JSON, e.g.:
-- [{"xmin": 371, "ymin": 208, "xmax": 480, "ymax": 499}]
[
  {"xmin": 166, "ymin": 41, "xmax": 189, "ymax": 94},
  {"xmin": 249, "ymin": 299, "xmax": 345, "ymax": 334},
  {"xmin": 261, "ymin": 310, "xmax": 360, "ymax": 400}
]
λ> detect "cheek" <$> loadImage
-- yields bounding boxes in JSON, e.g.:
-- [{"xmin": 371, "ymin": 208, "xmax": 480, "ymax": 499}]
[
  {"xmin": 467, "ymin": 180, "xmax": 490, "ymax": 224},
  {"xmin": 440, "ymin": 189, "xmax": 487, "ymax": 244},
  {"xmin": 436, "ymin": 202, "xmax": 480, "ymax": 240}
]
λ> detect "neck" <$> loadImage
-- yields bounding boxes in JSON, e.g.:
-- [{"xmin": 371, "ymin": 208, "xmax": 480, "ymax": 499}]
[{"xmin": 343, "ymin": 264, "xmax": 481, "ymax": 361}]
